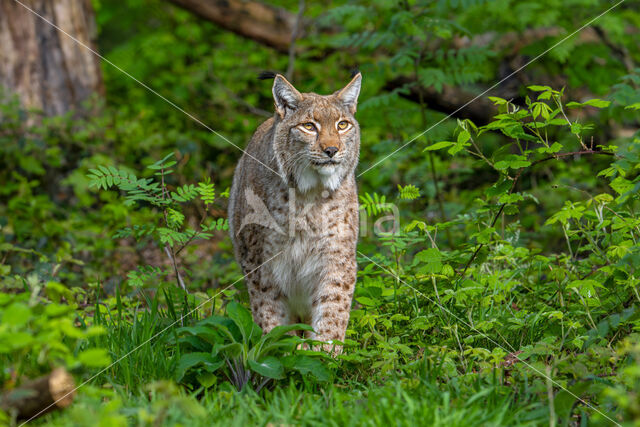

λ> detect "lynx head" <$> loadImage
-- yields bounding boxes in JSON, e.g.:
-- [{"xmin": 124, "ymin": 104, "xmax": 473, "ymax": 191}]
[{"xmin": 270, "ymin": 73, "xmax": 362, "ymax": 193}]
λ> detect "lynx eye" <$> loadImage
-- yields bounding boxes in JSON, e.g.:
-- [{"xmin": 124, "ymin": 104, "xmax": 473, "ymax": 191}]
[
  {"xmin": 337, "ymin": 120, "xmax": 350, "ymax": 130},
  {"xmin": 301, "ymin": 122, "xmax": 317, "ymax": 131}
]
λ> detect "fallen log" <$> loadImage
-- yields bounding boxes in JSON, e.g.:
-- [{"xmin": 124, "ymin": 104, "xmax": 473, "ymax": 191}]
[
  {"xmin": 0, "ymin": 368, "xmax": 75, "ymax": 421},
  {"xmin": 168, "ymin": 0, "xmax": 297, "ymax": 53}
]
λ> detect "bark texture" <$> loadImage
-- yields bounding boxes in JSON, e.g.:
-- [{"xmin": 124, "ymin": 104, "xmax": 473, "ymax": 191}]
[{"xmin": 0, "ymin": 0, "xmax": 103, "ymax": 116}]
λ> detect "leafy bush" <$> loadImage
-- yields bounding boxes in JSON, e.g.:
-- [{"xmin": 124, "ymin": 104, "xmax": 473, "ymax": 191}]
[
  {"xmin": 0, "ymin": 286, "xmax": 109, "ymax": 384},
  {"xmin": 176, "ymin": 301, "xmax": 330, "ymax": 391}
]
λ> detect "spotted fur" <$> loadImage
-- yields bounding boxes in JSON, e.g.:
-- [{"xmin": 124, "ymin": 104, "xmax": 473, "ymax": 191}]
[{"xmin": 228, "ymin": 73, "xmax": 362, "ymax": 353}]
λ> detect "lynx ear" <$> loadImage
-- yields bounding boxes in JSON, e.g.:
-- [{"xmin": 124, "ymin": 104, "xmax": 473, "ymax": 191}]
[
  {"xmin": 336, "ymin": 72, "xmax": 362, "ymax": 114},
  {"xmin": 272, "ymin": 74, "xmax": 303, "ymax": 118}
]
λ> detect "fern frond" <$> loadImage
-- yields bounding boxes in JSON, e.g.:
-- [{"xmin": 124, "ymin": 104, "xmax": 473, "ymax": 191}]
[
  {"xmin": 398, "ymin": 184, "xmax": 421, "ymax": 200},
  {"xmin": 88, "ymin": 167, "xmax": 164, "ymax": 206},
  {"xmin": 203, "ymin": 218, "xmax": 229, "ymax": 232},
  {"xmin": 198, "ymin": 178, "xmax": 215, "ymax": 206},
  {"xmin": 113, "ymin": 224, "xmax": 156, "ymax": 240},
  {"xmin": 359, "ymin": 192, "xmax": 395, "ymax": 216},
  {"xmin": 171, "ymin": 184, "xmax": 198, "ymax": 202},
  {"xmin": 157, "ymin": 228, "xmax": 189, "ymax": 247},
  {"xmin": 126, "ymin": 265, "xmax": 164, "ymax": 288},
  {"xmin": 167, "ymin": 208, "xmax": 185, "ymax": 228}
]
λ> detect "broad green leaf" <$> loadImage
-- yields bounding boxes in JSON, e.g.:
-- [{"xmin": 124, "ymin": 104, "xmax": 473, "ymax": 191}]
[
  {"xmin": 527, "ymin": 85, "xmax": 551, "ymax": 92},
  {"xmin": 0, "ymin": 332, "xmax": 34, "ymax": 352},
  {"xmin": 248, "ymin": 356, "xmax": 284, "ymax": 379},
  {"xmin": 282, "ymin": 355, "xmax": 330, "ymax": 381},
  {"xmin": 199, "ymin": 316, "xmax": 241, "ymax": 342},
  {"xmin": 227, "ymin": 301, "xmax": 262, "ymax": 346},
  {"xmin": 196, "ymin": 372, "xmax": 217, "ymax": 387},
  {"xmin": 414, "ymin": 248, "xmax": 442, "ymax": 274},
  {"xmin": 214, "ymin": 342, "xmax": 242, "ymax": 358},
  {"xmin": 488, "ymin": 96, "xmax": 507, "ymax": 105},
  {"xmin": 355, "ymin": 296, "xmax": 377, "ymax": 306},
  {"xmin": 582, "ymin": 99, "xmax": 611, "ymax": 108},
  {"xmin": 457, "ymin": 130, "xmax": 470, "ymax": 144},
  {"xmin": 263, "ymin": 323, "xmax": 313, "ymax": 343},
  {"xmin": 176, "ymin": 325, "xmax": 220, "ymax": 345},
  {"xmin": 493, "ymin": 155, "xmax": 531, "ymax": 171},
  {"xmin": 424, "ymin": 141, "xmax": 454, "ymax": 151},
  {"xmin": 485, "ymin": 179, "xmax": 511, "ymax": 197},
  {"xmin": 2, "ymin": 302, "xmax": 31, "ymax": 327},
  {"xmin": 566, "ymin": 99, "xmax": 610, "ymax": 108},
  {"xmin": 78, "ymin": 348, "xmax": 112, "ymax": 368},
  {"xmin": 175, "ymin": 352, "xmax": 223, "ymax": 381},
  {"xmin": 537, "ymin": 142, "xmax": 563, "ymax": 154}
]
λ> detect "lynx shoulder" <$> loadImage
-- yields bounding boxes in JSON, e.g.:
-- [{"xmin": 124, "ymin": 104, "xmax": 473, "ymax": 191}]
[{"xmin": 228, "ymin": 73, "xmax": 362, "ymax": 353}]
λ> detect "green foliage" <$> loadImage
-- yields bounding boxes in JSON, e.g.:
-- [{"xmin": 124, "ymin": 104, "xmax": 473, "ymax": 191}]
[
  {"xmin": 176, "ymin": 302, "xmax": 329, "ymax": 391},
  {"xmin": 0, "ymin": 285, "xmax": 109, "ymax": 384},
  {"xmin": 88, "ymin": 152, "xmax": 228, "ymax": 291},
  {"xmin": 2, "ymin": 0, "xmax": 640, "ymax": 424},
  {"xmin": 359, "ymin": 192, "xmax": 394, "ymax": 216},
  {"xmin": 397, "ymin": 184, "xmax": 421, "ymax": 200}
]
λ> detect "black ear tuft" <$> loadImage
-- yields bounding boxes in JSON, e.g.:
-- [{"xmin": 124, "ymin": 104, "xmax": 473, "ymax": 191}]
[
  {"xmin": 350, "ymin": 67, "xmax": 360, "ymax": 78},
  {"xmin": 258, "ymin": 71, "xmax": 277, "ymax": 80}
]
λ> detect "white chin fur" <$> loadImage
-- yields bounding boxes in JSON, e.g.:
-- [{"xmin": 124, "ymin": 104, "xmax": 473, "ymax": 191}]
[{"xmin": 296, "ymin": 164, "xmax": 342, "ymax": 192}]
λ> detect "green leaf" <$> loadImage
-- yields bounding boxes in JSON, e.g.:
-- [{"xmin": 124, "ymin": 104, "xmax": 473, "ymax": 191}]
[
  {"xmin": 485, "ymin": 178, "xmax": 512, "ymax": 197},
  {"xmin": 425, "ymin": 141, "xmax": 454, "ymax": 152},
  {"xmin": 227, "ymin": 301, "xmax": 262, "ymax": 346},
  {"xmin": 414, "ymin": 248, "xmax": 442, "ymax": 274},
  {"xmin": 263, "ymin": 323, "xmax": 313, "ymax": 343},
  {"xmin": 196, "ymin": 372, "xmax": 217, "ymax": 387},
  {"xmin": 176, "ymin": 352, "xmax": 223, "ymax": 381},
  {"xmin": 214, "ymin": 342, "xmax": 243, "ymax": 358},
  {"xmin": 78, "ymin": 348, "xmax": 112, "ymax": 368},
  {"xmin": 488, "ymin": 96, "xmax": 507, "ymax": 105},
  {"xmin": 527, "ymin": 85, "xmax": 551, "ymax": 92},
  {"xmin": 282, "ymin": 355, "xmax": 330, "ymax": 381},
  {"xmin": 493, "ymin": 154, "xmax": 531, "ymax": 171},
  {"xmin": 498, "ymin": 193, "xmax": 524, "ymax": 204},
  {"xmin": 177, "ymin": 325, "xmax": 221, "ymax": 345},
  {"xmin": 457, "ymin": 130, "xmax": 470, "ymax": 144},
  {"xmin": 355, "ymin": 296, "xmax": 377, "ymax": 306},
  {"xmin": 199, "ymin": 316, "xmax": 241, "ymax": 342},
  {"xmin": 537, "ymin": 142, "xmax": 563, "ymax": 154},
  {"xmin": 566, "ymin": 99, "xmax": 610, "ymax": 108},
  {"xmin": 582, "ymin": 99, "xmax": 611, "ymax": 108},
  {"xmin": 248, "ymin": 356, "xmax": 284, "ymax": 379},
  {"xmin": 2, "ymin": 303, "xmax": 31, "ymax": 326}
]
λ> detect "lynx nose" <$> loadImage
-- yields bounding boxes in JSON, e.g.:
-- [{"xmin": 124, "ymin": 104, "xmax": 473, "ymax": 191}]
[{"xmin": 324, "ymin": 146, "xmax": 338, "ymax": 158}]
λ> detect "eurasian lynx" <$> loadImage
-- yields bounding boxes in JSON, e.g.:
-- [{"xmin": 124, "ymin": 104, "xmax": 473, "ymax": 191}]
[{"xmin": 228, "ymin": 73, "xmax": 362, "ymax": 352}]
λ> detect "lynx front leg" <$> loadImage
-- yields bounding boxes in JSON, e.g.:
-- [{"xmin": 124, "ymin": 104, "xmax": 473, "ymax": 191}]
[
  {"xmin": 310, "ymin": 262, "xmax": 356, "ymax": 354},
  {"xmin": 247, "ymin": 279, "xmax": 289, "ymax": 333}
]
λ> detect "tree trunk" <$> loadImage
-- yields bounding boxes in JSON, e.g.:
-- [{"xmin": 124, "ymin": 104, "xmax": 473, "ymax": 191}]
[
  {"xmin": 0, "ymin": 368, "xmax": 75, "ymax": 421},
  {"xmin": 0, "ymin": 0, "xmax": 103, "ymax": 116}
]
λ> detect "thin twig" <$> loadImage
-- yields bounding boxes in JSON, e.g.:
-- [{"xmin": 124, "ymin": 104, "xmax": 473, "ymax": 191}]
[
  {"xmin": 164, "ymin": 245, "xmax": 186, "ymax": 291},
  {"xmin": 175, "ymin": 210, "xmax": 209, "ymax": 256},
  {"xmin": 160, "ymin": 167, "xmax": 187, "ymax": 292},
  {"xmin": 413, "ymin": 51, "xmax": 453, "ymax": 248},
  {"xmin": 286, "ymin": 0, "xmax": 305, "ymax": 80}
]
